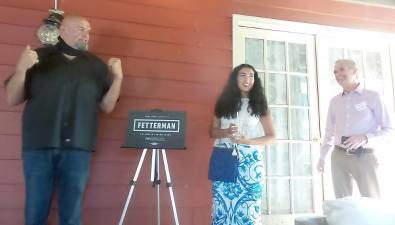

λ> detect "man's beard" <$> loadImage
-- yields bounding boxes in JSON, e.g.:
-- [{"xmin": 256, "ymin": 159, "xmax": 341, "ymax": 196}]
[{"xmin": 75, "ymin": 41, "xmax": 88, "ymax": 51}]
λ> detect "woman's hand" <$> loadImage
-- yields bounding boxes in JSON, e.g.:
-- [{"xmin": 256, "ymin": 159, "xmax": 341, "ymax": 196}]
[
  {"xmin": 230, "ymin": 133, "xmax": 250, "ymax": 145},
  {"xmin": 225, "ymin": 123, "xmax": 238, "ymax": 138}
]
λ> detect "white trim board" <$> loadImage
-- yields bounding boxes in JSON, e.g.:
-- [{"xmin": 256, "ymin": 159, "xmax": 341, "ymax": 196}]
[
  {"xmin": 233, "ymin": 14, "xmax": 395, "ymax": 40},
  {"xmin": 336, "ymin": 0, "xmax": 395, "ymax": 9}
]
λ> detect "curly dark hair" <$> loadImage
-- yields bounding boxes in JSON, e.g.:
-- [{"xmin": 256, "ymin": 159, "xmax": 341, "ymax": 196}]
[{"xmin": 214, "ymin": 64, "xmax": 268, "ymax": 119}]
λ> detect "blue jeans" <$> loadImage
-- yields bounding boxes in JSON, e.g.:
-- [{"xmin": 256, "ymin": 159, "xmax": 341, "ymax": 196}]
[{"xmin": 22, "ymin": 148, "xmax": 91, "ymax": 225}]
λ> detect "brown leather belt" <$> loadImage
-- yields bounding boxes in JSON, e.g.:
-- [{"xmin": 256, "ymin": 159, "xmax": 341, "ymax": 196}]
[{"xmin": 335, "ymin": 145, "xmax": 374, "ymax": 154}]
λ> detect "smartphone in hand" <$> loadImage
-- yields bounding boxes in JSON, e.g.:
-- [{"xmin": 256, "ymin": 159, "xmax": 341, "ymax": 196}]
[{"xmin": 341, "ymin": 136, "xmax": 363, "ymax": 156}]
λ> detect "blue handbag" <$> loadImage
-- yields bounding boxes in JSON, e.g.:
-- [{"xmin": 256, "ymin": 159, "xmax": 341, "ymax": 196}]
[{"xmin": 208, "ymin": 145, "xmax": 239, "ymax": 182}]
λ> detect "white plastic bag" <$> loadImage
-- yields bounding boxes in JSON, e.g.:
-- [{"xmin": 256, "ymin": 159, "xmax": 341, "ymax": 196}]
[{"xmin": 323, "ymin": 197, "xmax": 395, "ymax": 225}]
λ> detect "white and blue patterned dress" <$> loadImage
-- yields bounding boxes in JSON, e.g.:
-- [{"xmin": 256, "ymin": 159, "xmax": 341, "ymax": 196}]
[{"xmin": 212, "ymin": 98, "xmax": 265, "ymax": 225}]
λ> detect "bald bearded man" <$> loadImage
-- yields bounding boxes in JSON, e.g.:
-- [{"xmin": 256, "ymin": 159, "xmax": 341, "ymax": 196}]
[{"xmin": 4, "ymin": 15, "xmax": 123, "ymax": 225}]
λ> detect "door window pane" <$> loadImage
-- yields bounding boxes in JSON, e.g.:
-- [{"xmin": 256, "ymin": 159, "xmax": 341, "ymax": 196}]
[
  {"xmin": 262, "ymin": 147, "xmax": 267, "ymax": 176},
  {"xmin": 328, "ymin": 48, "xmax": 344, "ymax": 73},
  {"xmin": 289, "ymin": 43, "xmax": 307, "ymax": 73},
  {"xmin": 269, "ymin": 179, "xmax": 291, "ymax": 214},
  {"xmin": 290, "ymin": 109, "xmax": 310, "ymax": 140},
  {"xmin": 262, "ymin": 179, "xmax": 268, "ymax": 214},
  {"xmin": 267, "ymin": 73, "xmax": 287, "ymax": 105},
  {"xmin": 290, "ymin": 75, "xmax": 309, "ymax": 106},
  {"xmin": 258, "ymin": 72, "xmax": 265, "ymax": 87},
  {"xmin": 366, "ymin": 52, "xmax": 383, "ymax": 79},
  {"xmin": 246, "ymin": 38, "xmax": 264, "ymax": 70},
  {"xmin": 268, "ymin": 143, "xmax": 290, "ymax": 176},
  {"xmin": 271, "ymin": 107, "xmax": 289, "ymax": 139},
  {"xmin": 292, "ymin": 143, "xmax": 312, "ymax": 176},
  {"xmin": 293, "ymin": 179, "xmax": 314, "ymax": 213},
  {"xmin": 267, "ymin": 40, "xmax": 286, "ymax": 71}
]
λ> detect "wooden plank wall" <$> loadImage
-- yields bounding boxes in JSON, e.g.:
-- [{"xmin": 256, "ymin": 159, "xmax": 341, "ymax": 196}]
[{"xmin": 0, "ymin": 0, "xmax": 394, "ymax": 224}]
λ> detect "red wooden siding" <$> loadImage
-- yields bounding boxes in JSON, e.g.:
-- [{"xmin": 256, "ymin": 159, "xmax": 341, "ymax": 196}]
[{"xmin": 1, "ymin": 0, "xmax": 395, "ymax": 224}]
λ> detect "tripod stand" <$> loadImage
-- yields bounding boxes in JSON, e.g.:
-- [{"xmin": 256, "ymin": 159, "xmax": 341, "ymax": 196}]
[{"xmin": 118, "ymin": 148, "xmax": 180, "ymax": 225}]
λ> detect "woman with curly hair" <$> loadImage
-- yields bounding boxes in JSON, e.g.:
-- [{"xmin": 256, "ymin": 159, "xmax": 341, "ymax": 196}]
[{"xmin": 210, "ymin": 64, "xmax": 275, "ymax": 225}]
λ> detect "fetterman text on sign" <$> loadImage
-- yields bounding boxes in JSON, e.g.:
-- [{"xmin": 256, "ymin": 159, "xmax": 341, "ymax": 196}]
[{"xmin": 134, "ymin": 119, "xmax": 179, "ymax": 132}]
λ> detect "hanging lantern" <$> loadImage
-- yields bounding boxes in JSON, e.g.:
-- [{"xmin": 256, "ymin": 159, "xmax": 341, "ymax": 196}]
[{"xmin": 36, "ymin": 0, "xmax": 64, "ymax": 45}]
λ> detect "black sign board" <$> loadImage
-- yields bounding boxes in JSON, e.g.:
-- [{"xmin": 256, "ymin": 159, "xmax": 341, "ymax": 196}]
[{"xmin": 123, "ymin": 110, "xmax": 186, "ymax": 149}]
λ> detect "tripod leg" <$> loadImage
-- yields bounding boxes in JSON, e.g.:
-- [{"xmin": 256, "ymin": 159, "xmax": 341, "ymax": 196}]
[
  {"xmin": 118, "ymin": 148, "xmax": 148, "ymax": 225},
  {"xmin": 155, "ymin": 149, "xmax": 160, "ymax": 225},
  {"xmin": 156, "ymin": 149, "xmax": 161, "ymax": 225},
  {"xmin": 161, "ymin": 149, "xmax": 180, "ymax": 225},
  {"xmin": 150, "ymin": 149, "xmax": 156, "ymax": 182},
  {"xmin": 151, "ymin": 149, "xmax": 161, "ymax": 225}
]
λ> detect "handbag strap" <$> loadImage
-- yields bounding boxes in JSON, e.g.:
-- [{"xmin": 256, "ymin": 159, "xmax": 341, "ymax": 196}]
[
  {"xmin": 233, "ymin": 112, "xmax": 240, "ymax": 157},
  {"xmin": 231, "ymin": 144, "xmax": 239, "ymax": 159}
]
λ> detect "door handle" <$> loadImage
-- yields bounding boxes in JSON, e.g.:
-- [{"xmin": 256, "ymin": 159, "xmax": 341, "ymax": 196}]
[{"xmin": 312, "ymin": 137, "xmax": 320, "ymax": 142}]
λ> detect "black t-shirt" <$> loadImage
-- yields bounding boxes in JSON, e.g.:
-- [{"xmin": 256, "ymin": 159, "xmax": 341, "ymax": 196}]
[{"xmin": 16, "ymin": 46, "xmax": 111, "ymax": 151}]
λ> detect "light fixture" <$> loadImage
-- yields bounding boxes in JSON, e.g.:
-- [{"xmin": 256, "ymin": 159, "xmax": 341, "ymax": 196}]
[{"xmin": 36, "ymin": 0, "xmax": 64, "ymax": 45}]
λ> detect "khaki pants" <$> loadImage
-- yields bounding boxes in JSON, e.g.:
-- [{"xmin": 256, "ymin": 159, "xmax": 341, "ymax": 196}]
[{"xmin": 331, "ymin": 149, "xmax": 380, "ymax": 198}]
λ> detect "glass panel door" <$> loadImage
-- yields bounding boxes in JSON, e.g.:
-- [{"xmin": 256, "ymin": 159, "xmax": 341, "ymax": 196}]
[{"xmin": 235, "ymin": 28, "xmax": 321, "ymax": 224}]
